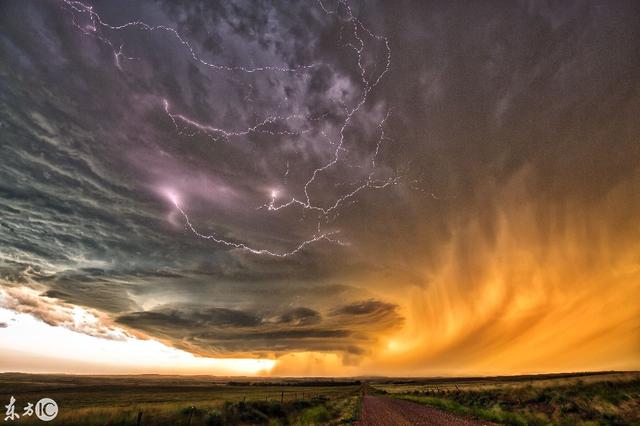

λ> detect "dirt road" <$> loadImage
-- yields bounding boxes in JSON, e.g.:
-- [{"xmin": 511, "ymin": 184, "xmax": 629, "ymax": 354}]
[{"xmin": 357, "ymin": 395, "xmax": 495, "ymax": 426}]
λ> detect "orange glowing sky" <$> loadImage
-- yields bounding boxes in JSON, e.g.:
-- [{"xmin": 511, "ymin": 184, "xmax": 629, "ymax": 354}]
[{"xmin": 2, "ymin": 173, "xmax": 638, "ymax": 376}]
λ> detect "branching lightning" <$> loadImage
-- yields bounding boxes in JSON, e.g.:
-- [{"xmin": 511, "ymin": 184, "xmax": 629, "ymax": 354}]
[{"xmin": 61, "ymin": 0, "xmax": 398, "ymax": 257}]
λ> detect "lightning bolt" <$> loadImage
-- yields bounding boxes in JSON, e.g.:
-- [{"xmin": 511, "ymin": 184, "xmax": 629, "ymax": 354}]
[{"xmin": 61, "ymin": 0, "xmax": 399, "ymax": 257}]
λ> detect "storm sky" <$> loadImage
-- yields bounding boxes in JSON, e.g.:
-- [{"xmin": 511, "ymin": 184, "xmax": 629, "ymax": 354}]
[{"xmin": 0, "ymin": 0, "xmax": 639, "ymax": 376}]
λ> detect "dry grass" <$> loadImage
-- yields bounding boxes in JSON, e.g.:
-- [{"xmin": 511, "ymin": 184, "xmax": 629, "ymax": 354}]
[{"xmin": 0, "ymin": 374, "xmax": 360, "ymax": 425}]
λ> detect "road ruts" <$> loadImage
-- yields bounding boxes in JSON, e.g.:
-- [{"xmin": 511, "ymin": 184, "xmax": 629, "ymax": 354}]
[{"xmin": 357, "ymin": 395, "xmax": 496, "ymax": 426}]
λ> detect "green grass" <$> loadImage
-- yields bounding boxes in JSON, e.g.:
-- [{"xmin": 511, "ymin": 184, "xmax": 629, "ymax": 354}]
[
  {"xmin": 373, "ymin": 373, "xmax": 640, "ymax": 425},
  {"xmin": 334, "ymin": 389, "xmax": 362, "ymax": 424}
]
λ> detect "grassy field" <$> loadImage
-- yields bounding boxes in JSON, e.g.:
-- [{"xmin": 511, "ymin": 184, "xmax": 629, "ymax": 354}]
[
  {"xmin": 3, "ymin": 372, "xmax": 638, "ymax": 425},
  {"xmin": 370, "ymin": 372, "xmax": 640, "ymax": 425},
  {"xmin": 0, "ymin": 374, "xmax": 361, "ymax": 425}
]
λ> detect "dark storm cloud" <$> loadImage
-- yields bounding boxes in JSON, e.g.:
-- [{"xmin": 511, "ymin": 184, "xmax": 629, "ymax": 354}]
[
  {"xmin": 41, "ymin": 270, "xmax": 139, "ymax": 312},
  {"xmin": 115, "ymin": 299, "xmax": 400, "ymax": 355},
  {"xmin": 1, "ymin": 0, "xmax": 638, "ymax": 364},
  {"xmin": 277, "ymin": 307, "xmax": 321, "ymax": 326},
  {"xmin": 331, "ymin": 300, "xmax": 395, "ymax": 316},
  {"xmin": 118, "ymin": 306, "xmax": 262, "ymax": 329},
  {"xmin": 0, "ymin": 0, "xmax": 397, "ymax": 352}
]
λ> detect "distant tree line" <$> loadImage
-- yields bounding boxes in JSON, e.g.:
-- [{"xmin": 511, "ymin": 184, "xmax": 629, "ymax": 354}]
[{"xmin": 226, "ymin": 380, "xmax": 361, "ymax": 387}]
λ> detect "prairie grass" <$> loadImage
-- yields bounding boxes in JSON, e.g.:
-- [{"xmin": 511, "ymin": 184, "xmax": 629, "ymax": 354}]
[
  {"xmin": 0, "ymin": 374, "xmax": 360, "ymax": 425},
  {"xmin": 374, "ymin": 372, "xmax": 640, "ymax": 425}
]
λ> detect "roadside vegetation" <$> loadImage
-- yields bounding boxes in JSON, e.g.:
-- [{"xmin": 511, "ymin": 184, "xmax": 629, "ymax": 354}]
[
  {"xmin": 372, "ymin": 372, "xmax": 640, "ymax": 425},
  {"xmin": 207, "ymin": 393, "xmax": 361, "ymax": 425}
]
